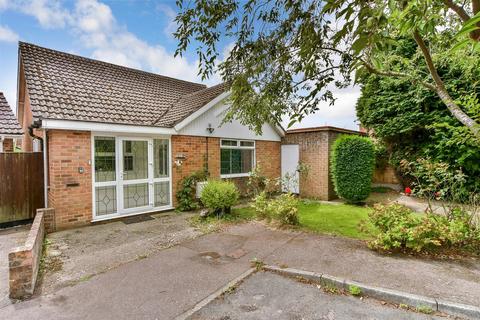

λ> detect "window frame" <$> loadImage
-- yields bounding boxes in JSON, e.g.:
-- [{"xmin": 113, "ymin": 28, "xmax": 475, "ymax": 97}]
[{"xmin": 220, "ymin": 139, "xmax": 256, "ymax": 178}]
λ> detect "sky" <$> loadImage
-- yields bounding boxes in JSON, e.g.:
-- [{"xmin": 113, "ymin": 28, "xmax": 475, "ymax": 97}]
[{"xmin": 0, "ymin": 0, "xmax": 360, "ymax": 131}]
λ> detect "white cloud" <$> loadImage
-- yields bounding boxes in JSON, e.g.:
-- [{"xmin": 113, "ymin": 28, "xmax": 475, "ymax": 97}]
[
  {"xmin": 67, "ymin": 0, "xmax": 210, "ymax": 83},
  {"xmin": 0, "ymin": 25, "xmax": 19, "ymax": 42},
  {"xmin": 0, "ymin": 0, "xmax": 8, "ymax": 10},
  {"xmin": 16, "ymin": 0, "xmax": 71, "ymax": 28},
  {"xmin": 156, "ymin": 4, "xmax": 177, "ymax": 38},
  {"xmin": 283, "ymin": 86, "xmax": 360, "ymax": 131}
]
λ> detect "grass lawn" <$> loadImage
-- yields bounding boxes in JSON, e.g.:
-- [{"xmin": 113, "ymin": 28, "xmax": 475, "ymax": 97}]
[
  {"xmin": 297, "ymin": 201, "xmax": 375, "ymax": 239},
  {"xmin": 232, "ymin": 201, "xmax": 376, "ymax": 240}
]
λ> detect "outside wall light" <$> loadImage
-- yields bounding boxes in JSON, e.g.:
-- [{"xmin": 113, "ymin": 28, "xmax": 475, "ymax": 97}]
[
  {"xmin": 175, "ymin": 153, "xmax": 187, "ymax": 166},
  {"xmin": 206, "ymin": 123, "xmax": 215, "ymax": 134}
]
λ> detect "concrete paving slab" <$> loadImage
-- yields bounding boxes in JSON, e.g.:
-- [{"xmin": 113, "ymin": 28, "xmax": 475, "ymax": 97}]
[
  {"xmin": 40, "ymin": 212, "xmax": 201, "ymax": 295},
  {"xmin": 189, "ymin": 271, "xmax": 445, "ymax": 320}
]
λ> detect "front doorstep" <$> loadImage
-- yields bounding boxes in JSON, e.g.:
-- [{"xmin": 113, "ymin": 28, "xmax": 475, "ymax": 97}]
[{"xmin": 91, "ymin": 206, "xmax": 175, "ymax": 223}]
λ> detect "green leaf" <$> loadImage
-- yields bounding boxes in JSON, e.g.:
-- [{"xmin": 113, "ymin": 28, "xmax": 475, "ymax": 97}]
[{"xmin": 449, "ymin": 39, "xmax": 470, "ymax": 53}]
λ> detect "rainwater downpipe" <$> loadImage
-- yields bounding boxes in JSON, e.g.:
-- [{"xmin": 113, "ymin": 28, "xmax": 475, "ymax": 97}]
[{"xmin": 29, "ymin": 119, "xmax": 48, "ymax": 207}]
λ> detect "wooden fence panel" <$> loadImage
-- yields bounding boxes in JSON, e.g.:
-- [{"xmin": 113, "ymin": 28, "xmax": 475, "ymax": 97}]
[{"xmin": 0, "ymin": 152, "xmax": 44, "ymax": 224}]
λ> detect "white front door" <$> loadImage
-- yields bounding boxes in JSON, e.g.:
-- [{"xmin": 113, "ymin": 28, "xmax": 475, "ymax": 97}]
[
  {"xmin": 92, "ymin": 135, "xmax": 172, "ymax": 220},
  {"xmin": 119, "ymin": 138, "xmax": 152, "ymax": 213},
  {"xmin": 281, "ymin": 144, "xmax": 300, "ymax": 194}
]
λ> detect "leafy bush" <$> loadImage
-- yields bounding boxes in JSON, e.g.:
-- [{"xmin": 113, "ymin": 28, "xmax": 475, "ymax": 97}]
[
  {"xmin": 252, "ymin": 192, "xmax": 299, "ymax": 225},
  {"xmin": 330, "ymin": 135, "xmax": 375, "ymax": 203},
  {"xmin": 252, "ymin": 191, "xmax": 270, "ymax": 220},
  {"xmin": 176, "ymin": 171, "xmax": 208, "ymax": 211},
  {"xmin": 270, "ymin": 193, "xmax": 299, "ymax": 225},
  {"xmin": 368, "ymin": 203, "xmax": 480, "ymax": 253},
  {"xmin": 200, "ymin": 180, "xmax": 239, "ymax": 215},
  {"xmin": 356, "ymin": 38, "xmax": 480, "ymax": 193},
  {"xmin": 246, "ymin": 166, "xmax": 279, "ymax": 197}
]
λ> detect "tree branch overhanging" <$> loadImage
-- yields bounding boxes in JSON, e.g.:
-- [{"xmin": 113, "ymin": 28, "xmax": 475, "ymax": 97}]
[
  {"xmin": 412, "ymin": 31, "xmax": 480, "ymax": 138},
  {"xmin": 443, "ymin": 0, "xmax": 470, "ymax": 22}
]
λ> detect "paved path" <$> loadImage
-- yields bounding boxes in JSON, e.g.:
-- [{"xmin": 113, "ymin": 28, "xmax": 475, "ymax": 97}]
[
  {"xmin": 1, "ymin": 222, "xmax": 479, "ymax": 319},
  {"xmin": 190, "ymin": 272, "xmax": 444, "ymax": 320}
]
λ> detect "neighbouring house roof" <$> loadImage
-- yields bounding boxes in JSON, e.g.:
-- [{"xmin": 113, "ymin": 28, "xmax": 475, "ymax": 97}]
[
  {"xmin": 0, "ymin": 92, "xmax": 23, "ymax": 135},
  {"xmin": 19, "ymin": 42, "xmax": 227, "ymax": 128},
  {"xmin": 286, "ymin": 126, "xmax": 365, "ymax": 135}
]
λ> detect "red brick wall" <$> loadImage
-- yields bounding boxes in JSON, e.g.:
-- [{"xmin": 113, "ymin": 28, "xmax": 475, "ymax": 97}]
[
  {"xmin": 47, "ymin": 130, "xmax": 92, "ymax": 230},
  {"xmin": 9, "ymin": 208, "xmax": 45, "ymax": 299},
  {"xmin": 255, "ymin": 140, "xmax": 281, "ymax": 181},
  {"xmin": 45, "ymin": 132, "xmax": 281, "ymax": 227},
  {"xmin": 282, "ymin": 131, "xmax": 333, "ymax": 200},
  {"xmin": 171, "ymin": 135, "xmax": 281, "ymax": 206},
  {"xmin": 2, "ymin": 138, "xmax": 14, "ymax": 152}
]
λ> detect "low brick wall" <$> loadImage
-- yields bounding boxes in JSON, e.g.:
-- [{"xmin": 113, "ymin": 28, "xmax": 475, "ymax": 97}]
[{"xmin": 8, "ymin": 208, "xmax": 49, "ymax": 299}]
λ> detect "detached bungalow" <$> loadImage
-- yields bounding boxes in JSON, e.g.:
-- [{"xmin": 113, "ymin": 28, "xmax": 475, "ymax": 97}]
[
  {"xmin": 0, "ymin": 92, "xmax": 22, "ymax": 152},
  {"xmin": 17, "ymin": 42, "xmax": 284, "ymax": 230}
]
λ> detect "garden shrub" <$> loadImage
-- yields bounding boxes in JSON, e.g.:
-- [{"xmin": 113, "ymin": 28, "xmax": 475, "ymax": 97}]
[
  {"xmin": 330, "ymin": 135, "xmax": 375, "ymax": 203},
  {"xmin": 270, "ymin": 193, "xmax": 299, "ymax": 225},
  {"xmin": 247, "ymin": 166, "xmax": 279, "ymax": 197},
  {"xmin": 252, "ymin": 191, "xmax": 270, "ymax": 220},
  {"xmin": 200, "ymin": 180, "xmax": 239, "ymax": 215},
  {"xmin": 252, "ymin": 191, "xmax": 299, "ymax": 225},
  {"xmin": 368, "ymin": 203, "xmax": 480, "ymax": 253},
  {"xmin": 176, "ymin": 171, "xmax": 208, "ymax": 211}
]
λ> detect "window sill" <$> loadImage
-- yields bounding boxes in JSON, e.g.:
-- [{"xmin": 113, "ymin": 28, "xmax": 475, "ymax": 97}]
[{"xmin": 221, "ymin": 173, "xmax": 250, "ymax": 179}]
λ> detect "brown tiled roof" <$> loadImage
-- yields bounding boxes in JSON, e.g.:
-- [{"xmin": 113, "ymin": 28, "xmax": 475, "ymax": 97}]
[
  {"xmin": 20, "ymin": 42, "xmax": 227, "ymax": 127},
  {"xmin": 159, "ymin": 83, "xmax": 227, "ymax": 127},
  {"xmin": 0, "ymin": 92, "xmax": 22, "ymax": 135}
]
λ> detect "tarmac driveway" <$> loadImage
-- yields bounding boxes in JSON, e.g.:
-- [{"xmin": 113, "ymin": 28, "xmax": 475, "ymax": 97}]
[{"xmin": 1, "ymin": 220, "xmax": 479, "ymax": 319}]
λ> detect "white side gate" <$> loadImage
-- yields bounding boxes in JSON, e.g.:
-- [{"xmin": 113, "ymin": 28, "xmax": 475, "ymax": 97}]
[{"xmin": 281, "ymin": 144, "xmax": 300, "ymax": 194}]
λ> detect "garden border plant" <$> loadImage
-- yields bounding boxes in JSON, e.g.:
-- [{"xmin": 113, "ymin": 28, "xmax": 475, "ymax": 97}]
[{"xmin": 176, "ymin": 170, "xmax": 208, "ymax": 211}]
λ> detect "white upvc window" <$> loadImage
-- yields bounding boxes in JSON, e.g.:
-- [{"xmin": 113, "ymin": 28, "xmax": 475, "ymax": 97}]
[{"xmin": 220, "ymin": 139, "xmax": 255, "ymax": 178}]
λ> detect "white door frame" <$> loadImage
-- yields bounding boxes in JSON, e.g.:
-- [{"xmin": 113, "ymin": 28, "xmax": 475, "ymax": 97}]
[{"xmin": 91, "ymin": 133, "xmax": 173, "ymax": 222}]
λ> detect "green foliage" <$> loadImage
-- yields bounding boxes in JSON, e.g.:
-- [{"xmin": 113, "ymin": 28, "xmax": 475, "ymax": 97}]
[
  {"xmin": 252, "ymin": 192, "xmax": 299, "ymax": 225},
  {"xmin": 246, "ymin": 166, "xmax": 279, "ymax": 197},
  {"xmin": 176, "ymin": 171, "xmax": 208, "ymax": 212},
  {"xmin": 200, "ymin": 180, "xmax": 239, "ymax": 214},
  {"xmin": 348, "ymin": 285, "xmax": 362, "ymax": 296},
  {"xmin": 356, "ymin": 39, "xmax": 480, "ymax": 191},
  {"xmin": 367, "ymin": 203, "xmax": 480, "ymax": 253},
  {"xmin": 400, "ymin": 159, "xmax": 468, "ymax": 202},
  {"xmin": 175, "ymin": 0, "xmax": 480, "ymax": 135},
  {"xmin": 416, "ymin": 305, "xmax": 434, "ymax": 315},
  {"xmin": 330, "ymin": 135, "xmax": 375, "ymax": 203}
]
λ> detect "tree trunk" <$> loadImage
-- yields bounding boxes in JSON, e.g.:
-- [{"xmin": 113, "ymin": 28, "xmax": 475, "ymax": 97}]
[{"xmin": 413, "ymin": 31, "xmax": 480, "ymax": 139}]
